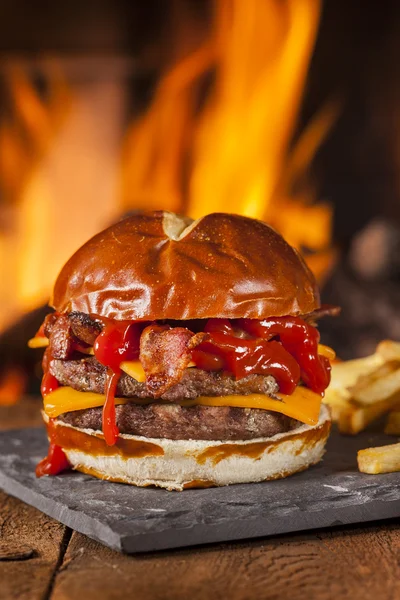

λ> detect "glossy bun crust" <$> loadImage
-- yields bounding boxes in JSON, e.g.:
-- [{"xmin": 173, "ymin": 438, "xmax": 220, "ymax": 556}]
[{"xmin": 52, "ymin": 211, "xmax": 320, "ymax": 320}]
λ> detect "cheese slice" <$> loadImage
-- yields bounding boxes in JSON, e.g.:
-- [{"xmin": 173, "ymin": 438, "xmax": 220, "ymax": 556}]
[
  {"xmin": 120, "ymin": 361, "xmax": 146, "ymax": 382},
  {"xmin": 181, "ymin": 387, "xmax": 322, "ymax": 425},
  {"xmin": 28, "ymin": 336, "xmax": 49, "ymax": 349},
  {"xmin": 81, "ymin": 347, "xmax": 95, "ymax": 356},
  {"xmin": 44, "ymin": 388, "xmax": 129, "ymax": 418},
  {"xmin": 119, "ymin": 360, "xmax": 197, "ymax": 382},
  {"xmin": 27, "ymin": 337, "xmax": 95, "ymax": 354},
  {"xmin": 43, "ymin": 385, "xmax": 322, "ymax": 426},
  {"xmin": 318, "ymin": 344, "xmax": 336, "ymax": 361}
]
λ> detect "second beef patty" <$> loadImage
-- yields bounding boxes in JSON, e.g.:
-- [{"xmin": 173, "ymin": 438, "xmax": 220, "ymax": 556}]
[{"xmin": 49, "ymin": 356, "xmax": 280, "ymax": 401}]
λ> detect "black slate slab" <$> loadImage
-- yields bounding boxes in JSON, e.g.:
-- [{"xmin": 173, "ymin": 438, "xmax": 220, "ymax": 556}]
[{"xmin": 0, "ymin": 427, "xmax": 399, "ymax": 553}]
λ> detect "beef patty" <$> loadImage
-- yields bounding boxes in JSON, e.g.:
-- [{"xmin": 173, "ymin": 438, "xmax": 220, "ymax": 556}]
[
  {"xmin": 58, "ymin": 402, "xmax": 300, "ymax": 440},
  {"xmin": 51, "ymin": 357, "xmax": 291, "ymax": 440},
  {"xmin": 49, "ymin": 357, "xmax": 279, "ymax": 401}
]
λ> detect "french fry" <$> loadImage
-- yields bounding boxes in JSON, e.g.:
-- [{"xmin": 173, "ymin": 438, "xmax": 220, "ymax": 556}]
[
  {"xmin": 323, "ymin": 354, "xmax": 385, "ymax": 427},
  {"xmin": 377, "ymin": 340, "xmax": 400, "ymax": 362},
  {"xmin": 323, "ymin": 389, "xmax": 352, "ymax": 423},
  {"xmin": 349, "ymin": 362, "xmax": 400, "ymax": 405},
  {"xmin": 337, "ymin": 394, "xmax": 400, "ymax": 435},
  {"xmin": 323, "ymin": 342, "xmax": 400, "ymax": 433},
  {"xmin": 358, "ymin": 443, "xmax": 400, "ymax": 474},
  {"xmin": 327, "ymin": 353, "xmax": 384, "ymax": 399},
  {"xmin": 384, "ymin": 409, "xmax": 400, "ymax": 435}
]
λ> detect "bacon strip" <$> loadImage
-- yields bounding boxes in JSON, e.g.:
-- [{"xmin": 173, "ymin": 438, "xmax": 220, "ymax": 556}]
[
  {"xmin": 303, "ymin": 304, "xmax": 341, "ymax": 325},
  {"xmin": 47, "ymin": 314, "xmax": 76, "ymax": 360},
  {"xmin": 139, "ymin": 324, "xmax": 207, "ymax": 398},
  {"xmin": 43, "ymin": 313, "xmax": 59, "ymax": 338},
  {"xmin": 68, "ymin": 312, "xmax": 102, "ymax": 345}
]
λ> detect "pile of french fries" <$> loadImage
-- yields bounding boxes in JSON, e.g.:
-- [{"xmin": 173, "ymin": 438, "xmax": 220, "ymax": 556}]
[{"xmin": 323, "ymin": 340, "xmax": 400, "ymax": 474}]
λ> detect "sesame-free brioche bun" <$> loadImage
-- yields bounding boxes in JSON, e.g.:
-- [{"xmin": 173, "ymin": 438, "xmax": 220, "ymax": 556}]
[
  {"xmin": 48, "ymin": 405, "xmax": 330, "ymax": 491},
  {"xmin": 51, "ymin": 211, "xmax": 320, "ymax": 321}
]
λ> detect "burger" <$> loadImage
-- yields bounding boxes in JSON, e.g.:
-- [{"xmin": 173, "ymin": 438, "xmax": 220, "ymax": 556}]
[{"xmin": 30, "ymin": 211, "xmax": 337, "ymax": 490}]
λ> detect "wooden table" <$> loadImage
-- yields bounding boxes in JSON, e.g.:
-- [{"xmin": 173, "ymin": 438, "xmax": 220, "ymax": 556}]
[{"xmin": 0, "ymin": 399, "xmax": 399, "ymax": 600}]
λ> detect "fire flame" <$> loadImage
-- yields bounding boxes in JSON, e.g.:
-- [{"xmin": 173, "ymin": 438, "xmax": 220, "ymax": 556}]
[
  {"xmin": 0, "ymin": 1, "xmax": 338, "ymax": 337},
  {"xmin": 0, "ymin": 63, "xmax": 123, "ymax": 333},
  {"xmin": 122, "ymin": 0, "xmax": 337, "ymax": 282},
  {"xmin": 0, "ymin": 64, "xmax": 69, "ymax": 331},
  {"xmin": 0, "ymin": 1, "xmax": 339, "ymax": 402}
]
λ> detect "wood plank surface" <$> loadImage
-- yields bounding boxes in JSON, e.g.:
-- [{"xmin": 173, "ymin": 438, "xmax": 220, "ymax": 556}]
[
  {"xmin": 0, "ymin": 490, "xmax": 68, "ymax": 600},
  {"xmin": 0, "ymin": 401, "xmax": 400, "ymax": 600},
  {"xmin": 0, "ymin": 398, "xmax": 65, "ymax": 599},
  {"xmin": 50, "ymin": 522, "xmax": 400, "ymax": 600},
  {"xmin": 0, "ymin": 396, "xmax": 43, "ymax": 431}
]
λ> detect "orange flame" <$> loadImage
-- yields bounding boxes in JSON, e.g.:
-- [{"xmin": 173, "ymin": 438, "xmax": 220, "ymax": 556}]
[
  {"xmin": 0, "ymin": 64, "xmax": 70, "ymax": 331},
  {"xmin": 0, "ymin": 0, "xmax": 338, "ymax": 338},
  {"xmin": 122, "ymin": 0, "xmax": 337, "ymax": 282},
  {"xmin": 0, "ymin": 368, "xmax": 26, "ymax": 406},
  {"xmin": 0, "ymin": 64, "xmax": 68, "ymax": 204}
]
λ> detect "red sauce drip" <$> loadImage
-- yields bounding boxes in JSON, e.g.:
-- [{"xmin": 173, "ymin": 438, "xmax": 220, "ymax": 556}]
[
  {"xmin": 192, "ymin": 319, "xmax": 300, "ymax": 394},
  {"xmin": 36, "ymin": 351, "xmax": 70, "ymax": 478},
  {"xmin": 93, "ymin": 320, "xmax": 142, "ymax": 446},
  {"xmin": 41, "ymin": 371, "xmax": 59, "ymax": 397},
  {"xmin": 36, "ymin": 419, "xmax": 70, "ymax": 477},
  {"xmin": 239, "ymin": 317, "xmax": 331, "ymax": 394},
  {"xmin": 192, "ymin": 317, "xmax": 331, "ymax": 395}
]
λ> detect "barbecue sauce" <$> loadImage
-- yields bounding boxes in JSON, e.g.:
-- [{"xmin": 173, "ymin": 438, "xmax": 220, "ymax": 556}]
[{"xmin": 93, "ymin": 320, "xmax": 141, "ymax": 445}]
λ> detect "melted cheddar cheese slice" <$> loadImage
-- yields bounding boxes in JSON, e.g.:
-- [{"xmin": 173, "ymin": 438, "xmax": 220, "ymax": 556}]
[
  {"xmin": 44, "ymin": 388, "xmax": 129, "ymax": 418},
  {"xmin": 43, "ymin": 385, "xmax": 322, "ymax": 426},
  {"xmin": 120, "ymin": 361, "xmax": 146, "ymax": 382},
  {"xmin": 318, "ymin": 344, "xmax": 336, "ymax": 361},
  {"xmin": 28, "ymin": 336, "xmax": 49, "ymax": 349},
  {"xmin": 119, "ymin": 360, "xmax": 196, "ymax": 382}
]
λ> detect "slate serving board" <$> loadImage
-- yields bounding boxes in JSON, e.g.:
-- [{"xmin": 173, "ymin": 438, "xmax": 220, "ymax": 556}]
[{"xmin": 0, "ymin": 427, "xmax": 399, "ymax": 553}]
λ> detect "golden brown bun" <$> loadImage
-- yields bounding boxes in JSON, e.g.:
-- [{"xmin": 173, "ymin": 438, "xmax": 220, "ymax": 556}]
[{"xmin": 52, "ymin": 211, "xmax": 320, "ymax": 320}]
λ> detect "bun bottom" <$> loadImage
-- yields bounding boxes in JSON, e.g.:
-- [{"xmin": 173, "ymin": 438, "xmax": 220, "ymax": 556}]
[{"xmin": 56, "ymin": 405, "xmax": 331, "ymax": 490}]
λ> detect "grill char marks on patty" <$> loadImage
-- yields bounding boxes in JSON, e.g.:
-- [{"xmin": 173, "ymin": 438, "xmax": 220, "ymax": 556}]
[
  {"xmin": 49, "ymin": 356, "xmax": 279, "ymax": 401},
  {"xmin": 57, "ymin": 402, "xmax": 299, "ymax": 441}
]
